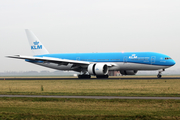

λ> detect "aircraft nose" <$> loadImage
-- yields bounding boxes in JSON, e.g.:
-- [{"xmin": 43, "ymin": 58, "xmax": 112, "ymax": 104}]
[{"xmin": 170, "ymin": 60, "xmax": 176, "ymax": 66}]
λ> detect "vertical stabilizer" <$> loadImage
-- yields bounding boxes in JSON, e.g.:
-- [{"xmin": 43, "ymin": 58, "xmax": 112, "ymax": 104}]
[{"xmin": 25, "ymin": 29, "xmax": 49, "ymax": 56}]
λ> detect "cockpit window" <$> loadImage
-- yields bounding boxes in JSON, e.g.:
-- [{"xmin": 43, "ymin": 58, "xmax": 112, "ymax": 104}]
[{"xmin": 165, "ymin": 57, "xmax": 172, "ymax": 60}]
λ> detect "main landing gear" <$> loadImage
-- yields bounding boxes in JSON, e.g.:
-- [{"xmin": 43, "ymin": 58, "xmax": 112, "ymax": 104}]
[
  {"xmin": 78, "ymin": 74, "xmax": 109, "ymax": 79},
  {"xmin": 78, "ymin": 75, "xmax": 91, "ymax": 79},
  {"xmin": 96, "ymin": 75, "xmax": 109, "ymax": 79},
  {"xmin": 157, "ymin": 69, "xmax": 165, "ymax": 78},
  {"xmin": 78, "ymin": 71, "xmax": 91, "ymax": 79},
  {"xmin": 78, "ymin": 75, "xmax": 109, "ymax": 79}
]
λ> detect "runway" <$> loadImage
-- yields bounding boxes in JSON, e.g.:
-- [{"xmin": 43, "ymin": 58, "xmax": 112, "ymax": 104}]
[
  {"xmin": 0, "ymin": 76, "xmax": 180, "ymax": 80},
  {"xmin": 0, "ymin": 95, "xmax": 180, "ymax": 99}
]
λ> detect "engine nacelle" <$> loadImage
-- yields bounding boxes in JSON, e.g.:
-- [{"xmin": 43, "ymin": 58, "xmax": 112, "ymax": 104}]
[
  {"xmin": 88, "ymin": 63, "xmax": 108, "ymax": 75},
  {"xmin": 120, "ymin": 70, "xmax": 138, "ymax": 75}
]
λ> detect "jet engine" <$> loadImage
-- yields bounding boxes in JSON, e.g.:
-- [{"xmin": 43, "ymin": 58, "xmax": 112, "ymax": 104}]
[
  {"xmin": 120, "ymin": 70, "xmax": 138, "ymax": 75},
  {"xmin": 88, "ymin": 63, "xmax": 108, "ymax": 75}
]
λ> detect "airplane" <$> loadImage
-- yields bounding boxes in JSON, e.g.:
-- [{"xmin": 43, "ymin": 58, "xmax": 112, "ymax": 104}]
[{"xmin": 7, "ymin": 29, "xmax": 176, "ymax": 79}]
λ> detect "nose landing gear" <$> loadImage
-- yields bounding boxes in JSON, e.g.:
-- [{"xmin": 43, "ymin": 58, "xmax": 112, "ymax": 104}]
[{"xmin": 157, "ymin": 69, "xmax": 165, "ymax": 78}]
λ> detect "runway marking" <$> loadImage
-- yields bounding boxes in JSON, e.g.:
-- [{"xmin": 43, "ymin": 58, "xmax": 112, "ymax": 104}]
[{"xmin": 0, "ymin": 95, "xmax": 180, "ymax": 99}]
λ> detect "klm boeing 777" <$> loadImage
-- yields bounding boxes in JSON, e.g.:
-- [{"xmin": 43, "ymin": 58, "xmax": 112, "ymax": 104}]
[{"xmin": 7, "ymin": 29, "xmax": 176, "ymax": 78}]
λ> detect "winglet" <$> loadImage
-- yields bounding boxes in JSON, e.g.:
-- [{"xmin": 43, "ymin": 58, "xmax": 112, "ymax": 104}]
[{"xmin": 25, "ymin": 29, "xmax": 49, "ymax": 56}]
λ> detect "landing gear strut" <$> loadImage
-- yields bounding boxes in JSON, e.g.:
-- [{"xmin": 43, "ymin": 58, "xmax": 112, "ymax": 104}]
[{"xmin": 157, "ymin": 69, "xmax": 165, "ymax": 78}]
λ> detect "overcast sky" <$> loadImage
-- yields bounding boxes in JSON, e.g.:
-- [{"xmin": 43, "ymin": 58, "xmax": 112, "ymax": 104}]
[{"xmin": 0, "ymin": 0, "xmax": 180, "ymax": 72}]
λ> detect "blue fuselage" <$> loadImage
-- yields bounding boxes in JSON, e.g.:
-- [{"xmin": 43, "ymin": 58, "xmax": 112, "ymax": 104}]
[{"xmin": 36, "ymin": 52, "xmax": 175, "ymax": 67}]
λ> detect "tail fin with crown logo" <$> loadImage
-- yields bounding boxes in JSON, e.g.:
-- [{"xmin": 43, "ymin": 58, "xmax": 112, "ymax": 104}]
[{"xmin": 25, "ymin": 29, "xmax": 49, "ymax": 56}]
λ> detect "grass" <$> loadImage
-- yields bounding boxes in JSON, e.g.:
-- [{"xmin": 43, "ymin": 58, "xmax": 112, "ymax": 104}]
[
  {"xmin": 0, "ymin": 78, "xmax": 180, "ymax": 119},
  {"xmin": 0, "ymin": 79, "xmax": 180, "ymax": 96},
  {"xmin": 0, "ymin": 97, "xmax": 180, "ymax": 119}
]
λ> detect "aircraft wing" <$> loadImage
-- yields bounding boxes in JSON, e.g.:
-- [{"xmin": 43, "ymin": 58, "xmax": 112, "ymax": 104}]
[
  {"xmin": 6, "ymin": 55, "xmax": 91, "ymax": 65},
  {"xmin": 7, "ymin": 55, "xmax": 116, "ymax": 68}
]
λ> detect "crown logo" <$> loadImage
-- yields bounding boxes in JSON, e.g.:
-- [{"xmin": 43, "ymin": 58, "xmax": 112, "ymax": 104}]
[{"xmin": 33, "ymin": 41, "xmax": 39, "ymax": 45}]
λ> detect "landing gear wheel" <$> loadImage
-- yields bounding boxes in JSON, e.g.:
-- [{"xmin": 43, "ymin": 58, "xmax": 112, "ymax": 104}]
[
  {"xmin": 157, "ymin": 69, "xmax": 165, "ymax": 78},
  {"xmin": 96, "ymin": 75, "xmax": 109, "ymax": 79},
  {"xmin": 157, "ymin": 75, "xmax": 162, "ymax": 78},
  {"xmin": 78, "ymin": 75, "xmax": 91, "ymax": 79}
]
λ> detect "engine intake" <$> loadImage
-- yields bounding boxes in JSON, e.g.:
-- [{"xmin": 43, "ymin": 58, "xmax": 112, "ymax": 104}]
[
  {"xmin": 120, "ymin": 70, "xmax": 138, "ymax": 75},
  {"xmin": 88, "ymin": 63, "xmax": 108, "ymax": 75}
]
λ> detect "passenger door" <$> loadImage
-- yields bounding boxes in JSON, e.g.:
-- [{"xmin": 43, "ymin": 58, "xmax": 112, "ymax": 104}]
[
  {"xmin": 123, "ymin": 56, "xmax": 127, "ymax": 63},
  {"xmin": 151, "ymin": 56, "xmax": 156, "ymax": 64},
  {"xmin": 76, "ymin": 57, "xmax": 80, "ymax": 61}
]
